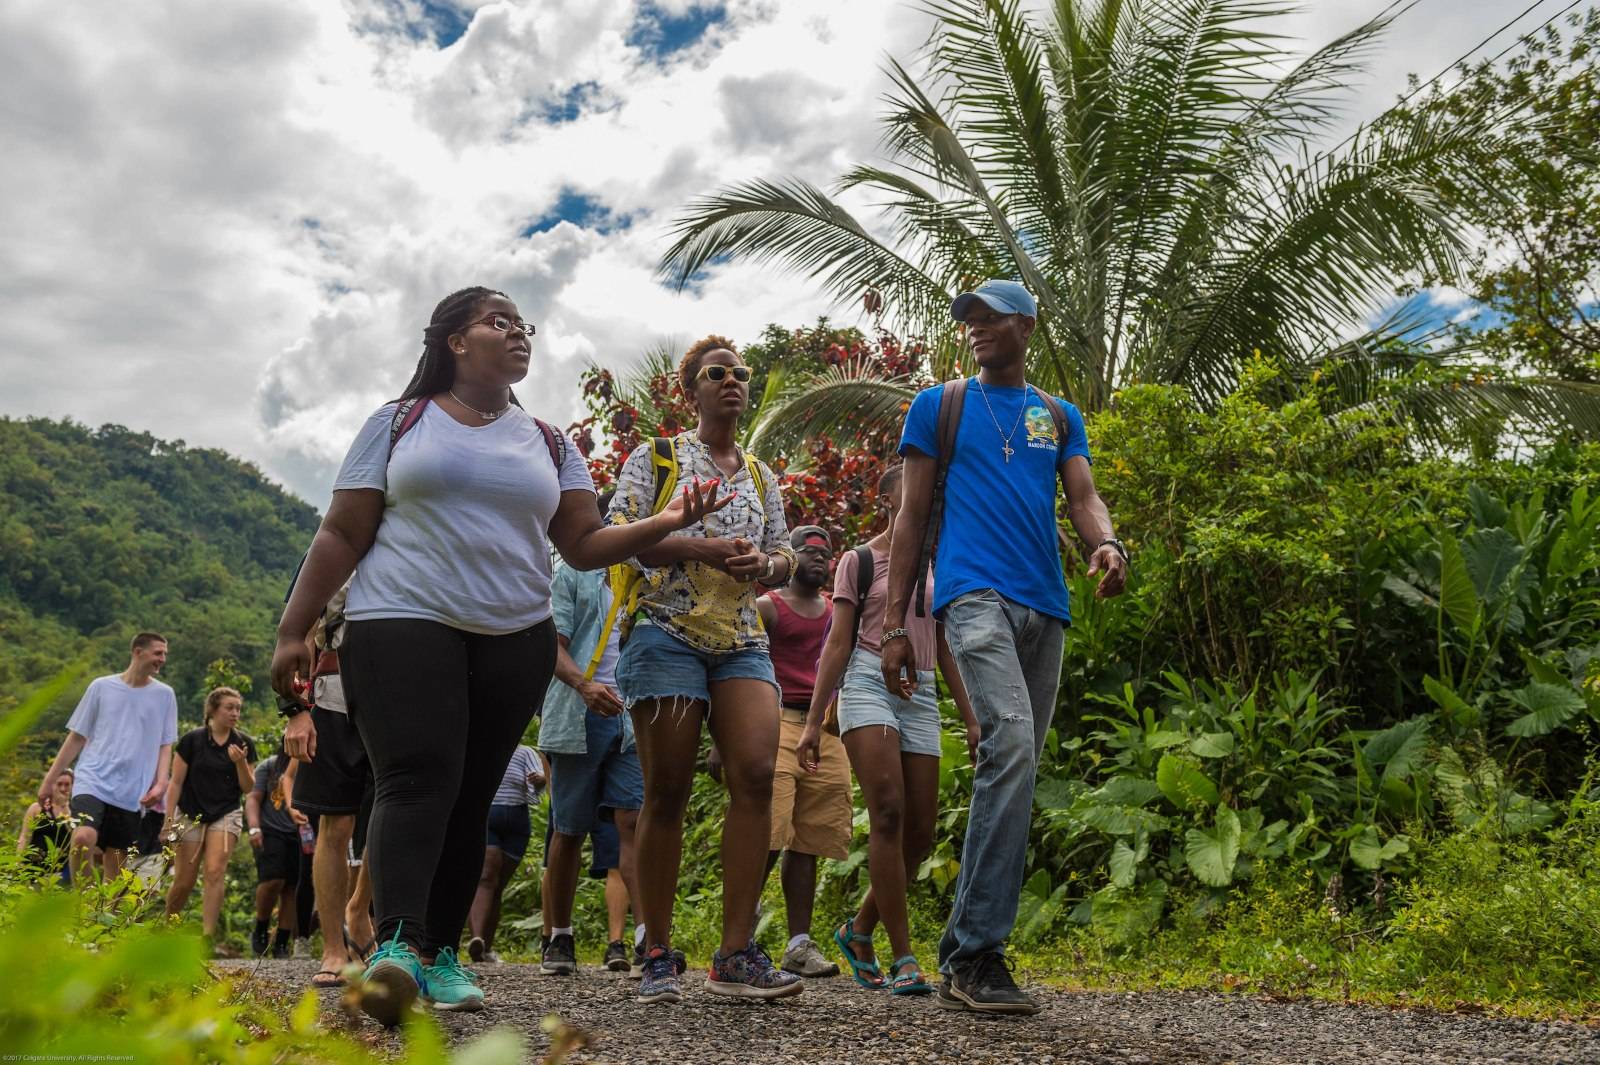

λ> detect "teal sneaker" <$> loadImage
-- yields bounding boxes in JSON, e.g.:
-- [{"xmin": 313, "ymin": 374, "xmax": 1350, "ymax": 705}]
[
  {"xmin": 358, "ymin": 927, "xmax": 425, "ymax": 1028},
  {"xmin": 422, "ymin": 947, "xmax": 485, "ymax": 1012}
]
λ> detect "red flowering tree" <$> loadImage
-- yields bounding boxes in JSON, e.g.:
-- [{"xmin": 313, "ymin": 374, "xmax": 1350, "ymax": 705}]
[{"xmin": 570, "ymin": 312, "xmax": 930, "ymax": 546}]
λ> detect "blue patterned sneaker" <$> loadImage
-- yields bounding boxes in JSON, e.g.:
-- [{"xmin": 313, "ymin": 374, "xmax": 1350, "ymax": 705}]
[
  {"xmin": 358, "ymin": 927, "xmax": 425, "ymax": 1028},
  {"xmin": 422, "ymin": 947, "xmax": 485, "ymax": 1012},
  {"xmin": 637, "ymin": 944, "xmax": 684, "ymax": 1004},
  {"xmin": 707, "ymin": 941, "xmax": 804, "ymax": 999}
]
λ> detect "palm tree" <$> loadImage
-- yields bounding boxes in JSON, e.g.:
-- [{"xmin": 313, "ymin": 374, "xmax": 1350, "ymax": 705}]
[{"xmin": 658, "ymin": 0, "xmax": 1600, "ymax": 450}]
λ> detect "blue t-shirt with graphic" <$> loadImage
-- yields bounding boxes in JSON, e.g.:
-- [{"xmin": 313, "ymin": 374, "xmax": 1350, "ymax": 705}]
[{"xmin": 900, "ymin": 378, "xmax": 1090, "ymax": 622}]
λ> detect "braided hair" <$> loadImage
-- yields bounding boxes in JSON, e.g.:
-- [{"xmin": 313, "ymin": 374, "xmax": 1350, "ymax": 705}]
[{"xmin": 396, "ymin": 285, "xmax": 524, "ymax": 407}]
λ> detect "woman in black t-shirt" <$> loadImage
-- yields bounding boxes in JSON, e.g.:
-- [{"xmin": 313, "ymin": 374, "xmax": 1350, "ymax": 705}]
[
  {"xmin": 17, "ymin": 768, "xmax": 75, "ymax": 885},
  {"xmin": 162, "ymin": 687, "xmax": 256, "ymax": 941}
]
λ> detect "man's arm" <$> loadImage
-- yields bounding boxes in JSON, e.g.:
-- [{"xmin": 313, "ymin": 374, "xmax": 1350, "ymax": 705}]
[
  {"xmin": 755, "ymin": 594, "xmax": 778, "ymax": 630},
  {"xmin": 143, "ymin": 743, "xmax": 173, "ymax": 808},
  {"xmin": 39, "ymin": 731, "xmax": 88, "ymax": 808},
  {"xmin": 555, "ymin": 634, "xmax": 623, "ymax": 716},
  {"xmin": 1062, "ymin": 456, "xmax": 1127, "ymax": 599}
]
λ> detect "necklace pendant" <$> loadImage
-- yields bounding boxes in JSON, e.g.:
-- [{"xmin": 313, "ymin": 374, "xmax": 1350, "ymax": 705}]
[{"xmin": 1001, "ymin": 443, "xmax": 1014, "ymax": 463}]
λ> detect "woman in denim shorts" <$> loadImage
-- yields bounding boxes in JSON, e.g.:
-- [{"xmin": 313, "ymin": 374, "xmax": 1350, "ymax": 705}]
[
  {"xmin": 607, "ymin": 336, "xmax": 801, "ymax": 1005},
  {"xmin": 798, "ymin": 464, "xmax": 979, "ymax": 996}
]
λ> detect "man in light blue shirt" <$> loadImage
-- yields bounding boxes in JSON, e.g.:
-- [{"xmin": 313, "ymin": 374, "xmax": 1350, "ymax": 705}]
[
  {"xmin": 39, "ymin": 632, "xmax": 180, "ymax": 883},
  {"xmin": 538, "ymin": 491, "xmax": 645, "ymax": 975}
]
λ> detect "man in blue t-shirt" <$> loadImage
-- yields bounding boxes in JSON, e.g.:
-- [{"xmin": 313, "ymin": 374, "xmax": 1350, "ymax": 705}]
[{"xmin": 882, "ymin": 279, "xmax": 1128, "ymax": 1015}]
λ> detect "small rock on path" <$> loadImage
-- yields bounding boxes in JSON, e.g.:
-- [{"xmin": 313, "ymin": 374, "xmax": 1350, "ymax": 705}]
[{"xmin": 220, "ymin": 959, "xmax": 1597, "ymax": 1064}]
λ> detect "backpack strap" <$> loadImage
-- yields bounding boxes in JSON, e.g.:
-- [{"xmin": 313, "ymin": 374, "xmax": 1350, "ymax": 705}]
[
  {"xmin": 585, "ymin": 436, "xmax": 680, "ymax": 682},
  {"xmin": 915, "ymin": 378, "xmax": 967, "ymax": 618},
  {"xmin": 388, "ymin": 396, "xmax": 429, "ymax": 457},
  {"xmin": 848, "ymin": 545, "xmax": 874, "ymax": 653},
  {"xmin": 532, "ymin": 417, "xmax": 566, "ymax": 470},
  {"xmin": 744, "ymin": 453, "xmax": 767, "ymax": 502}
]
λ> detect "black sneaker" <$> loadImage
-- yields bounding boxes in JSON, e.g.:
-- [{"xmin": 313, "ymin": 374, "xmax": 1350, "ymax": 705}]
[
  {"xmin": 251, "ymin": 923, "xmax": 271, "ymax": 958},
  {"xmin": 271, "ymin": 934, "xmax": 290, "ymax": 960},
  {"xmin": 936, "ymin": 953, "xmax": 1040, "ymax": 1015},
  {"xmin": 466, "ymin": 936, "xmax": 486, "ymax": 963},
  {"xmin": 541, "ymin": 932, "xmax": 577, "ymax": 975},
  {"xmin": 604, "ymin": 939, "xmax": 630, "ymax": 972}
]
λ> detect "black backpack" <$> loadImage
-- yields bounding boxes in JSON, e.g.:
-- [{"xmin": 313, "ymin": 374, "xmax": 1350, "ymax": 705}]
[{"xmin": 914, "ymin": 378, "xmax": 1073, "ymax": 616}]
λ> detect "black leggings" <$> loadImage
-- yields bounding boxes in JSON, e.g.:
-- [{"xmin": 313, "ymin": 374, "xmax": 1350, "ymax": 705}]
[{"xmin": 342, "ymin": 617, "xmax": 556, "ymax": 954}]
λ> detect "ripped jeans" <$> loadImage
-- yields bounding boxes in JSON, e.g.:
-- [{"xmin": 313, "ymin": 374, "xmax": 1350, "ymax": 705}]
[{"xmin": 937, "ymin": 588, "xmax": 1065, "ymax": 973}]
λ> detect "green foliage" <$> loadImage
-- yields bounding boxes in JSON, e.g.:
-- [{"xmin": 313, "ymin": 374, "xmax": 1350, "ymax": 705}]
[{"xmin": 0, "ymin": 417, "xmax": 318, "ymax": 721}]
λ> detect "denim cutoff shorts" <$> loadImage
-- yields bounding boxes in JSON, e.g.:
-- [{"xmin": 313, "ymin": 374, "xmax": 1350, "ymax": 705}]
[
  {"xmin": 837, "ymin": 648, "xmax": 942, "ymax": 756},
  {"xmin": 616, "ymin": 621, "xmax": 777, "ymax": 709}
]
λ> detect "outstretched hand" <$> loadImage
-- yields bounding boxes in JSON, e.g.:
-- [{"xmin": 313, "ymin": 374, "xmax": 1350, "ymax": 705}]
[{"xmin": 658, "ymin": 477, "xmax": 736, "ymax": 531}]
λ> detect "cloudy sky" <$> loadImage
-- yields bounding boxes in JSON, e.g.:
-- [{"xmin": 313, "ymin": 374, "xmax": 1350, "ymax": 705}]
[{"xmin": 0, "ymin": 0, "xmax": 1560, "ymax": 505}]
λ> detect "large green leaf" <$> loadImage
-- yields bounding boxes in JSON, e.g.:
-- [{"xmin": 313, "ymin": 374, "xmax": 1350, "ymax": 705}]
[
  {"xmin": 1189, "ymin": 731, "xmax": 1236, "ymax": 758},
  {"xmin": 1184, "ymin": 805, "xmax": 1242, "ymax": 887},
  {"xmin": 1438, "ymin": 532, "xmax": 1480, "ymax": 635},
  {"xmin": 1156, "ymin": 753, "xmax": 1219, "ymax": 809},
  {"xmin": 1349, "ymin": 826, "xmax": 1410, "ymax": 870},
  {"xmin": 1423, "ymin": 674, "xmax": 1478, "ymax": 729},
  {"xmin": 1504, "ymin": 681, "xmax": 1586, "ymax": 737},
  {"xmin": 1363, "ymin": 716, "xmax": 1431, "ymax": 787}
]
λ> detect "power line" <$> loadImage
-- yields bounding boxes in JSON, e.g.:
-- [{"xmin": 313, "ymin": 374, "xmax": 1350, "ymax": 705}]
[{"xmin": 1326, "ymin": 0, "xmax": 1582, "ymax": 155}]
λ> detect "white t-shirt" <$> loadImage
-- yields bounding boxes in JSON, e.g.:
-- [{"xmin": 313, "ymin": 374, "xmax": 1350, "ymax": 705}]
[
  {"xmin": 66, "ymin": 675, "xmax": 180, "ymax": 812},
  {"xmin": 334, "ymin": 401, "xmax": 596, "ymax": 635}
]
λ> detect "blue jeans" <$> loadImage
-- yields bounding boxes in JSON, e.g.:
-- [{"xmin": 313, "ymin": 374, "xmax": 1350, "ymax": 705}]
[{"xmin": 937, "ymin": 588, "xmax": 1065, "ymax": 973}]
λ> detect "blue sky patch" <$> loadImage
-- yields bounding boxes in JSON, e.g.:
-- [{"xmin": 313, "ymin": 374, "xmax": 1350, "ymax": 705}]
[
  {"xmin": 629, "ymin": 2, "xmax": 727, "ymax": 61},
  {"xmin": 522, "ymin": 189, "xmax": 630, "ymax": 236},
  {"xmin": 412, "ymin": 1, "xmax": 472, "ymax": 48},
  {"xmin": 545, "ymin": 81, "xmax": 602, "ymax": 124}
]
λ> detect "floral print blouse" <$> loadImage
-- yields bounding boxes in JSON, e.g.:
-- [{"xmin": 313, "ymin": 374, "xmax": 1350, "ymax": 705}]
[{"xmin": 607, "ymin": 432, "xmax": 794, "ymax": 654}]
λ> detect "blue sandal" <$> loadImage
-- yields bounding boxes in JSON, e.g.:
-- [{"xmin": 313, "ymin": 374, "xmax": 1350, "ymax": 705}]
[
  {"xmin": 889, "ymin": 955, "xmax": 932, "ymax": 996},
  {"xmin": 833, "ymin": 919, "xmax": 885, "ymax": 989}
]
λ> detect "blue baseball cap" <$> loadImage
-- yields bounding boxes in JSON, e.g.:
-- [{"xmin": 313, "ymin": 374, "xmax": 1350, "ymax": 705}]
[{"xmin": 951, "ymin": 279, "xmax": 1037, "ymax": 321}]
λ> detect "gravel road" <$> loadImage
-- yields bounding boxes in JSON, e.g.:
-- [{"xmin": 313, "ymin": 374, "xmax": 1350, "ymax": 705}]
[{"xmin": 221, "ymin": 958, "xmax": 1597, "ymax": 1064}]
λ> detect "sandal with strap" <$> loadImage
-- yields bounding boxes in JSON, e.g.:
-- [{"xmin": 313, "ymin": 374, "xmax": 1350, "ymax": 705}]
[
  {"xmin": 833, "ymin": 919, "xmax": 885, "ymax": 989},
  {"xmin": 888, "ymin": 955, "xmax": 932, "ymax": 996}
]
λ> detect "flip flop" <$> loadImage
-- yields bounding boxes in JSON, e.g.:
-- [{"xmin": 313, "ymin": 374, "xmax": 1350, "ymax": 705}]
[
  {"xmin": 833, "ymin": 918, "xmax": 885, "ymax": 990},
  {"xmin": 343, "ymin": 924, "xmax": 376, "ymax": 965},
  {"xmin": 311, "ymin": 969, "xmax": 345, "ymax": 989}
]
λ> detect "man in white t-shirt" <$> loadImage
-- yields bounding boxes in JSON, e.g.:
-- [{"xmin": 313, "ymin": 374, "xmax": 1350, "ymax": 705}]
[{"xmin": 39, "ymin": 632, "xmax": 180, "ymax": 883}]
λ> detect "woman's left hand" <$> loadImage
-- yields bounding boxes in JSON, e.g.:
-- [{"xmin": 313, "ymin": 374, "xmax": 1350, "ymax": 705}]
[
  {"xmin": 725, "ymin": 543, "xmax": 768, "ymax": 582},
  {"xmin": 657, "ymin": 477, "xmax": 736, "ymax": 531}
]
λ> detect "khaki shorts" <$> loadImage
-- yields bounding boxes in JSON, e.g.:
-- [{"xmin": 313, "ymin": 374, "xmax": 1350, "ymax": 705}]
[
  {"xmin": 769, "ymin": 713, "xmax": 853, "ymax": 859},
  {"xmin": 172, "ymin": 807, "xmax": 244, "ymax": 845}
]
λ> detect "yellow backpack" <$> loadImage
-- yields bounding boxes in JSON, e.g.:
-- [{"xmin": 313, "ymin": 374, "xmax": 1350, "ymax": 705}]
[{"xmin": 584, "ymin": 436, "xmax": 767, "ymax": 680}]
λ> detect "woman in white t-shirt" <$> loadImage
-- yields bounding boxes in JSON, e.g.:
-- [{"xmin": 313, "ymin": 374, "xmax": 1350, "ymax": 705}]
[{"xmin": 270, "ymin": 286, "xmax": 729, "ymax": 1026}]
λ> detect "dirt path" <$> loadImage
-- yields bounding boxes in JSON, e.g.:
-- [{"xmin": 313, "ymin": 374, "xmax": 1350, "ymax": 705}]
[{"xmin": 222, "ymin": 958, "xmax": 1596, "ymax": 1064}]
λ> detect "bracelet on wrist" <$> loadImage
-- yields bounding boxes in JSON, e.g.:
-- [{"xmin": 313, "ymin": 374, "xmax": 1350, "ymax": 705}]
[
  {"xmin": 1096, "ymin": 537, "xmax": 1130, "ymax": 565},
  {"xmin": 882, "ymin": 627, "xmax": 910, "ymax": 643}
]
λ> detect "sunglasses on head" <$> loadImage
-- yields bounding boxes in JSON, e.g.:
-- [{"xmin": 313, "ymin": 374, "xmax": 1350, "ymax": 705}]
[{"xmin": 696, "ymin": 364, "xmax": 751, "ymax": 384}]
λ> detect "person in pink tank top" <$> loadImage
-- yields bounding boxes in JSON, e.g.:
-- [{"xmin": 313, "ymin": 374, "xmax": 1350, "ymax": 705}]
[{"xmin": 752, "ymin": 526, "xmax": 852, "ymax": 978}]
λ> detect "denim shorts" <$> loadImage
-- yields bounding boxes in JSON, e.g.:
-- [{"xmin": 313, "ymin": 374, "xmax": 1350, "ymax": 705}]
[
  {"xmin": 616, "ymin": 621, "xmax": 777, "ymax": 709},
  {"xmin": 547, "ymin": 711, "xmax": 643, "ymax": 837},
  {"xmin": 837, "ymin": 648, "xmax": 943, "ymax": 756},
  {"xmin": 485, "ymin": 802, "xmax": 531, "ymax": 862}
]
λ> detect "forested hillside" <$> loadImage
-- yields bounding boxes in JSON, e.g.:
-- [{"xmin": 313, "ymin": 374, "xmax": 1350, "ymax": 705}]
[{"xmin": 0, "ymin": 417, "xmax": 318, "ymax": 724}]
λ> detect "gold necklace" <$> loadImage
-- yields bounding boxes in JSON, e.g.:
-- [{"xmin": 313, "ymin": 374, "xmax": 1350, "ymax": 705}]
[{"xmin": 974, "ymin": 379, "xmax": 1030, "ymax": 463}]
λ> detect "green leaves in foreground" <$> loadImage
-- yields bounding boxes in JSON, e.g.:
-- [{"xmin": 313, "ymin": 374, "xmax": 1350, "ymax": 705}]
[
  {"xmin": 1156, "ymin": 753, "xmax": 1219, "ymax": 809},
  {"xmin": 1185, "ymin": 806, "xmax": 1243, "ymax": 887}
]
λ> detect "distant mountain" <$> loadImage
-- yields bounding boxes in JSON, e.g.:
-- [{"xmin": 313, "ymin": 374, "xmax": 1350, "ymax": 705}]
[{"xmin": 0, "ymin": 417, "xmax": 319, "ymax": 723}]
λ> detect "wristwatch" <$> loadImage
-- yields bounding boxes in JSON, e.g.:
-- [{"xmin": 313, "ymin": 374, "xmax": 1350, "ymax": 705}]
[
  {"xmin": 760, "ymin": 554, "xmax": 777, "ymax": 582},
  {"xmin": 1097, "ymin": 537, "xmax": 1131, "ymax": 565},
  {"xmin": 276, "ymin": 693, "xmax": 308, "ymax": 719},
  {"xmin": 248, "ymin": 827, "xmax": 262, "ymax": 837}
]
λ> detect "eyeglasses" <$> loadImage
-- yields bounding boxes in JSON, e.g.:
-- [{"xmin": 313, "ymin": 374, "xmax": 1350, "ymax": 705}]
[
  {"xmin": 471, "ymin": 314, "xmax": 536, "ymax": 336},
  {"xmin": 696, "ymin": 364, "xmax": 751, "ymax": 384}
]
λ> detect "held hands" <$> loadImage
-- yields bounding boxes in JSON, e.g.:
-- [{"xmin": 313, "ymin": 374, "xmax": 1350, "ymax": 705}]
[
  {"xmin": 657, "ymin": 476, "xmax": 736, "ymax": 532},
  {"xmin": 140, "ymin": 782, "xmax": 165, "ymax": 809},
  {"xmin": 1087, "ymin": 544, "xmax": 1128, "ymax": 599},
  {"xmin": 797, "ymin": 723, "xmax": 823, "ymax": 776},
  {"xmin": 579, "ymin": 680, "xmax": 624, "ymax": 718},
  {"xmin": 724, "ymin": 538, "xmax": 769, "ymax": 583},
  {"xmin": 284, "ymin": 707, "xmax": 318, "ymax": 762},
  {"xmin": 270, "ymin": 636, "xmax": 311, "ymax": 705},
  {"xmin": 879, "ymin": 632, "xmax": 918, "ymax": 700},
  {"xmin": 250, "ymin": 830, "xmax": 264, "ymax": 850}
]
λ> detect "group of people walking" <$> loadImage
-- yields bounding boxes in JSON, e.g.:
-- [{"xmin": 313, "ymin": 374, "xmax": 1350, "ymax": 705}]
[{"xmin": 33, "ymin": 276, "xmax": 1128, "ymax": 1026}]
